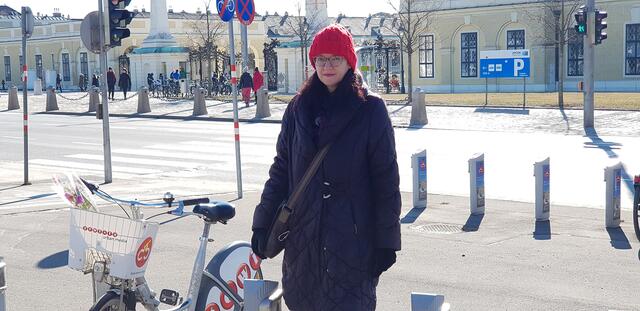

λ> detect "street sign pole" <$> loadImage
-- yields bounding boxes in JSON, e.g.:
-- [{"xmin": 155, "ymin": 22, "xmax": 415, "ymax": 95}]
[
  {"xmin": 99, "ymin": 0, "xmax": 113, "ymax": 183},
  {"xmin": 583, "ymin": 0, "xmax": 595, "ymax": 130},
  {"xmin": 229, "ymin": 21, "xmax": 243, "ymax": 198},
  {"xmin": 21, "ymin": 6, "xmax": 33, "ymax": 186},
  {"xmin": 241, "ymin": 24, "xmax": 249, "ymax": 72}
]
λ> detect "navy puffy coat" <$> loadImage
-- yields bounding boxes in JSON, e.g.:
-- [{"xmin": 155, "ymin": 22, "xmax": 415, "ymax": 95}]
[{"xmin": 252, "ymin": 88, "xmax": 401, "ymax": 311}]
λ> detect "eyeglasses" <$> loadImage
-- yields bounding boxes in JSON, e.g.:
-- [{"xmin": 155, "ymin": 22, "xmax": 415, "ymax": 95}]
[{"xmin": 315, "ymin": 56, "xmax": 345, "ymax": 68}]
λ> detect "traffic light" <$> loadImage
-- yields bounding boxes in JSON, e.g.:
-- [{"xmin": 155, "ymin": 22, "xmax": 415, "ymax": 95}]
[
  {"xmin": 574, "ymin": 8, "xmax": 587, "ymax": 35},
  {"xmin": 107, "ymin": 0, "xmax": 134, "ymax": 47},
  {"xmin": 595, "ymin": 10, "xmax": 608, "ymax": 45}
]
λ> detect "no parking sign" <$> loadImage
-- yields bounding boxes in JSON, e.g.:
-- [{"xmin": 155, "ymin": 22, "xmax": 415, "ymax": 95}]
[
  {"xmin": 217, "ymin": 0, "xmax": 235, "ymax": 22},
  {"xmin": 235, "ymin": 0, "xmax": 255, "ymax": 25}
]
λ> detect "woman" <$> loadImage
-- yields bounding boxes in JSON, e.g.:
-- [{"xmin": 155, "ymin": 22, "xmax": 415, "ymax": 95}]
[
  {"xmin": 252, "ymin": 67, "xmax": 264, "ymax": 103},
  {"xmin": 251, "ymin": 24, "xmax": 401, "ymax": 311},
  {"xmin": 239, "ymin": 68, "xmax": 253, "ymax": 107},
  {"xmin": 118, "ymin": 68, "xmax": 131, "ymax": 99}
]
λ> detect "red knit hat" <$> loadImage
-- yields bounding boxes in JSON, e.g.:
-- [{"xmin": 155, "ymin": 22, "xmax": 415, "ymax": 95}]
[{"xmin": 309, "ymin": 24, "xmax": 357, "ymax": 70}]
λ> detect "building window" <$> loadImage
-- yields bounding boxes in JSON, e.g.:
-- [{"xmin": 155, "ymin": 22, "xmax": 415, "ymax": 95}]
[
  {"xmin": 80, "ymin": 52, "xmax": 89, "ymax": 77},
  {"xmin": 626, "ymin": 23, "xmax": 640, "ymax": 76},
  {"xmin": 62, "ymin": 53, "xmax": 70, "ymax": 81},
  {"xmin": 419, "ymin": 35, "xmax": 434, "ymax": 78},
  {"xmin": 35, "ymin": 55, "xmax": 43, "ymax": 79},
  {"xmin": 461, "ymin": 32, "xmax": 477, "ymax": 77},
  {"xmin": 4, "ymin": 56, "xmax": 11, "ymax": 82},
  {"xmin": 507, "ymin": 30, "xmax": 525, "ymax": 50},
  {"xmin": 567, "ymin": 29, "xmax": 583, "ymax": 76}
]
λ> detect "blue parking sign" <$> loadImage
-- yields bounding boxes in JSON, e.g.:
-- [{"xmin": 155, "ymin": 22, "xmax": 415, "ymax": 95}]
[{"xmin": 480, "ymin": 49, "xmax": 530, "ymax": 78}]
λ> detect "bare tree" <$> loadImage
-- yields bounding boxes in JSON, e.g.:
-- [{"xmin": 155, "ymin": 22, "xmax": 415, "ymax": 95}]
[
  {"xmin": 526, "ymin": 0, "xmax": 583, "ymax": 109},
  {"xmin": 187, "ymin": 0, "xmax": 225, "ymax": 82},
  {"xmin": 385, "ymin": 0, "xmax": 440, "ymax": 102},
  {"xmin": 284, "ymin": 3, "xmax": 323, "ymax": 81}
]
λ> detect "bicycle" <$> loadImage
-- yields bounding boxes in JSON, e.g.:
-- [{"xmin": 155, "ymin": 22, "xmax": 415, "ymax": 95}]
[
  {"xmin": 53, "ymin": 173, "xmax": 278, "ymax": 311},
  {"xmin": 633, "ymin": 174, "xmax": 640, "ymax": 242}
]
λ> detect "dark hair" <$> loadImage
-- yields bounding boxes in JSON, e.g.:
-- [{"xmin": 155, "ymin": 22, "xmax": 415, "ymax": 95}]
[
  {"xmin": 297, "ymin": 69, "xmax": 366, "ymax": 104},
  {"xmin": 254, "ymin": 67, "xmax": 259, "ymax": 71}
]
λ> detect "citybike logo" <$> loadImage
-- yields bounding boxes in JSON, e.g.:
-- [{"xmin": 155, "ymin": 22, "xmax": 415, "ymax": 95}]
[
  {"xmin": 82, "ymin": 226, "xmax": 118, "ymax": 237},
  {"xmin": 136, "ymin": 237, "xmax": 153, "ymax": 268},
  {"xmin": 205, "ymin": 252, "xmax": 262, "ymax": 311}
]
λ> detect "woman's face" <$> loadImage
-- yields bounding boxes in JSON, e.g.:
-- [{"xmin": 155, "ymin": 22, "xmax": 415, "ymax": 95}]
[{"xmin": 314, "ymin": 53, "xmax": 350, "ymax": 93}]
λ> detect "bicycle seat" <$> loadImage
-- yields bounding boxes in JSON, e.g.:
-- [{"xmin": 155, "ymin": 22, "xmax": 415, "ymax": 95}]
[{"xmin": 193, "ymin": 201, "xmax": 235, "ymax": 223}]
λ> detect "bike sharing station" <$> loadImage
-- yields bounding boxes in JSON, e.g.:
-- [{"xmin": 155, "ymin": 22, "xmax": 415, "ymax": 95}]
[
  {"xmin": 479, "ymin": 49, "xmax": 530, "ymax": 108},
  {"xmin": 534, "ymin": 158, "xmax": 551, "ymax": 221},
  {"xmin": 469, "ymin": 153, "xmax": 485, "ymax": 215},
  {"xmin": 412, "ymin": 150, "xmax": 427, "ymax": 209},
  {"xmin": 604, "ymin": 162, "xmax": 623, "ymax": 228}
]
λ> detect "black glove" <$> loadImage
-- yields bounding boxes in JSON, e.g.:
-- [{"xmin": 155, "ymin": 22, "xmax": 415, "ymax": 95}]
[
  {"xmin": 251, "ymin": 228, "xmax": 268, "ymax": 259},
  {"xmin": 373, "ymin": 248, "xmax": 396, "ymax": 278}
]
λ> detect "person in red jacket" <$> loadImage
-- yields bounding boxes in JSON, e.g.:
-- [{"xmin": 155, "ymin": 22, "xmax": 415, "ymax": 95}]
[{"xmin": 252, "ymin": 67, "xmax": 264, "ymax": 103}]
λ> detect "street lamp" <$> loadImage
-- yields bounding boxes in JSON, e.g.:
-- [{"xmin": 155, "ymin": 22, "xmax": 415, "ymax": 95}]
[{"xmin": 398, "ymin": 24, "xmax": 406, "ymax": 94}]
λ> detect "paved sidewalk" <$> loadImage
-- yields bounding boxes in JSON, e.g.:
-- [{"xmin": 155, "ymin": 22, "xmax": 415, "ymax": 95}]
[{"xmin": 4, "ymin": 91, "xmax": 640, "ymax": 136}]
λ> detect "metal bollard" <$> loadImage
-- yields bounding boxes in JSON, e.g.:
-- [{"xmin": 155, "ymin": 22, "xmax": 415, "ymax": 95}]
[
  {"xmin": 137, "ymin": 86, "xmax": 150, "ymax": 113},
  {"xmin": 244, "ymin": 279, "xmax": 283, "ymax": 311},
  {"xmin": 604, "ymin": 162, "xmax": 623, "ymax": 228},
  {"xmin": 88, "ymin": 87, "xmax": 99, "ymax": 112},
  {"xmin": 33, "ymin": 78, "xmax": 43, "ymax": 95},
  {"xmin": 0, "ymin": 256, "xmax": 6, "ymax": 311},
  {"xmin": 7, "ymin": 86, "xmax": 19, "ymax": 110},
  {"xmin": 412, "ymin": 149, "xmax": 427, "ymax": 209},
  {"xmin": 469, "ymin": 153, "xmax": 485, "ymax": 215},
  {"xmin": 411, "ymin": 292, "xmax": 450, "ymax": 311},
  {"xmin": 534, "ymin": 157, "xmax": 551, "ymax": 221},
  {"xmin": 192, "ymin": 87, "xmax": 208, "ymax": 116},
  {"xmin": 45, "ymin": 86, "xmax": 59, "ymax": 111},
  {"xmin": 255, "ymin": 86, "xmax": 271, "ymax": 118},
  {"xmin": 410, "ymin": 87, "xmax": 428, "ymax": 126}
]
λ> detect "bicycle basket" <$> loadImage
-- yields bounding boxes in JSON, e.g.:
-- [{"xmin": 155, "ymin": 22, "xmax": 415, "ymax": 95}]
[{"xmin": 68, "ymin": 208, "xmax": 159, "ymax": 279}]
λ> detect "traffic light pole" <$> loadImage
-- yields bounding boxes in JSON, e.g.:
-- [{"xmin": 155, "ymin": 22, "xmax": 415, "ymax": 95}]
[
  {"xmin": 99, "ymin": 0, "xmax": 113, "ymax": 183},
  {"xmin": 583, "ymin": 0, "xmax": 595, "ymax": 130}
]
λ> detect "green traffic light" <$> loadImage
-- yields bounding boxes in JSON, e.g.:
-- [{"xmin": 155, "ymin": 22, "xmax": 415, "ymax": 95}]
[{"xmin": 578, "ymin": 25, "xmax": 586, "ymax": 33}]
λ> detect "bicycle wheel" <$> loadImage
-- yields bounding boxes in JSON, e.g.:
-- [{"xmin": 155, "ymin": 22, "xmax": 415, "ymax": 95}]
[
  {"xmin": 90, "ymin": 291, "xmax": 135, "ymax": 311},
  {"xmin": 633, "ymin": 184, "xmax": 640, "ymax": 242}
]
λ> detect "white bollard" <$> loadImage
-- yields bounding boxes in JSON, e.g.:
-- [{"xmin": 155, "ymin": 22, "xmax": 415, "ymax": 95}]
[
  {"xmin": 0, "ymin": 256, "xmax": 6, "ymax": 311},
  {"xmin": 604, "ymin": 162, "xmax": 623, "ymax": 228},
  {"xmin": 255, "ymin": 86, "xmax": 271, "ymax": 118},
  {"xmin": 412, "ymin": 149, "xmax": 427, "ymax": 208},
  {"xmin": 410, "ymin": 87, "xmax": 428, "ymax": 126},
  {"xmin": 243, "ymin": 279, "xmax": 283, "ymax": 311},
  {"xmin": 411, "ymin": 292, "xmax": 450, "ymax": 311},
  {"xmin": 88, "ymin": 87, "xmax": 99, "ymax": 112},
  {"xmin": 137, "ymin": 86, "xmax": 151, "ymax": 113},
  {"xmin": 534, "ymin": 157, "xmax": 551, "ymax": 221},
  {"xmin": 33, "ymin": 78, "xmax": 43, "ymax": 95},
  {"xmin": 192, "ymin": 87, "xmax": 207, "ymax": 116},
  {"xmin": 7, "ymin": 86, "xmax": 19, "ymax": 110},
  {"xmin": 469, "ymin": 153, "xmax": 485, "ymax": 215},
  {"xmin": 45, "ymin": 86, "xmax": 59, "ymax": 111}
]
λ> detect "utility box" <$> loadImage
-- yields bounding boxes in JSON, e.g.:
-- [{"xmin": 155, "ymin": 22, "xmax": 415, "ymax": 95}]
[
  {"xmin": 534, "ymin": 157, "xmax": 551, "ymax": 221},
  {"xmin": 412, "ymin": 149, "xmax": 427, "ymax": 208},
  {"xmin": 469, "ymin": 153, "xmax": 485, "ymax": 215},
  {"xmin": 604, "ymin": 162, "xmax": 623, "ymax": 228}
]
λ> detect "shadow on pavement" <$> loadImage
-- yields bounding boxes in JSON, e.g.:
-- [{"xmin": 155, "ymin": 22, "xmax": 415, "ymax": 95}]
[
  {"xmin": 474, "ymin": 107, "xmax": 530, "ymax": 115},
  {"xmin": 400, "ymin": 207, "xmax": 426, "ymax": 224},
  {"xmin": 0, "ymin": 192, "xmax": 55, "ymax": 206},
  {"xmin": 0, "ymin": 185, "xmax": 23, "ymax": 192},
  {"xmin": 606, "ymin": 227, "xmax": 632, "ymax": 250},
  {"xmin": 533, "ymin": 220, "xmax": 551, "ymax": 240},
  {"xmin": 584, "ymin": 127, "xmax": 622, "ymax": 158},
  {"xmin": 37, "ymin": 250, "xmax": 69, "ymax": 269},
  {"xmin": 462, "ymin": 214, "xmax": 484, "ymax": 232}
]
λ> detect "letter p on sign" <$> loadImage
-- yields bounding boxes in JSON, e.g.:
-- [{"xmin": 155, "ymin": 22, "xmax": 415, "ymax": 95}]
[{"xmin": 514, "ymin": 59, "xmax": 525, "ymax": 76}]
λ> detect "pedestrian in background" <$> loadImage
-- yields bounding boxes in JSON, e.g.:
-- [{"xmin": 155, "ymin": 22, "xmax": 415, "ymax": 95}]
[
  {"xmin": 251, "ymin": 24, "xmax": 401, "ymax": 311},
  {"xmin": 56, "ymin": 73, "xmax": 62, "ymax": 93},
  {"xmin": 91, "ymin": 74, "xmax": 99, "ymax": 88},
  {"xmin": 107, "ymin": 67, "xmax": 116, "ymax": 100},
  {"xmin": 239, "ymin": 68, "xmax": 253, "ymax": 107},
  {"xmin": 119, "ymin": 68, "xmax": 131, "ymax": 99},
  {"xmin": 252, "ymin": 67, "xmax": 263, "ymax": 103},
  {"xmin": 78, "ymin": 74, "xmax": 85, "ymax": 92}
]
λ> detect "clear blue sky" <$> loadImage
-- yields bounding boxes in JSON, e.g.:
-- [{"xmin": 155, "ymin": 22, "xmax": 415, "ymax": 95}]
[{"xmin": 1, "ymin": 0, "xmax": 398, "ymax": 19}]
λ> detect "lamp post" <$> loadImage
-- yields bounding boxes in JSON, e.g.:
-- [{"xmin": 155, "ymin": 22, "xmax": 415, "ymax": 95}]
[{"xmin": 398, "ymin": 24, "xmax": 406, "ymax": 94}]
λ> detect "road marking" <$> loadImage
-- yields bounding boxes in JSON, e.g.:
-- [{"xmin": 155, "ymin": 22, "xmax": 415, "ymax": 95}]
[
  {"xmin": 30, "ymin": 159, "xmax": 158, "ymax": 175},
  {"xmin": 72, "ymin": 142, "xmax": 103, "ymax": 146},
  {"xmin": 66, "ymin": 153, "xmax": 219, "ymax": 169},
  {"xmin": 0, "ymin": 201, "xmax": 64, "ymax": 211}
]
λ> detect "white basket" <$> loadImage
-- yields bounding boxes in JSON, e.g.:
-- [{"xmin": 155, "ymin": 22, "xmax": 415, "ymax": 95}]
[{"xmin": 69, "ymin": 208, "xmax": 159, "ymax": 279}]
